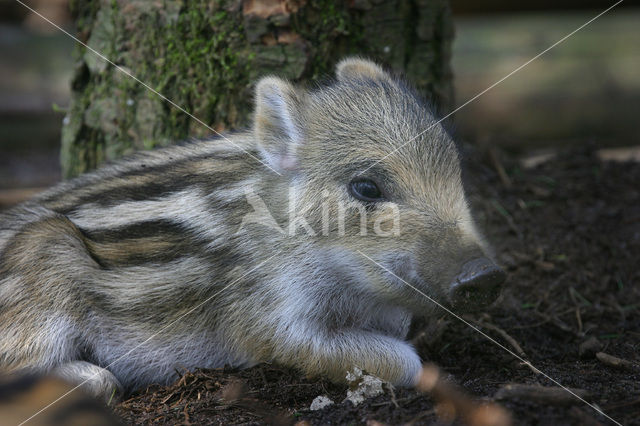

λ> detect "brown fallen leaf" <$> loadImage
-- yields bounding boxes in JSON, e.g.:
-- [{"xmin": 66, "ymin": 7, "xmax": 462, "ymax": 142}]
[{"xmin": 416, "ymin": 364, "xmax": 512, "ymax": 426}]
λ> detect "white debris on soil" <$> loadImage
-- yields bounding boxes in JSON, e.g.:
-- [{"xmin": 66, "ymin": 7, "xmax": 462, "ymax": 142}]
[
  {"xmin": 343, "ymin": 367, "xmax": 387, "ymax": 406},
  {"xmin": 309, "ymin": 395, "xmax": 334, "ymax": 411}
]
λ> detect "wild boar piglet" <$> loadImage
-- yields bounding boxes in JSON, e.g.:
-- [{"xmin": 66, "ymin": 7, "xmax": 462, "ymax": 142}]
[{"xmin": 0, "ymin": 57, "xmax": 505, "ymax": 401}]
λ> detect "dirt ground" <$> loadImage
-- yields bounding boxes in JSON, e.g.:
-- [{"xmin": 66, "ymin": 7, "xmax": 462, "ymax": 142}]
[{"xmin": 111, "ymin": 146, "xmax": 639, "ymax": 425}]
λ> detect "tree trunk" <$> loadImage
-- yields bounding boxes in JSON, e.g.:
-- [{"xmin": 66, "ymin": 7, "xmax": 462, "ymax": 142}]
[{"xmin": 62, "ymin": 0, "xmax": 453, "ymax": 178}]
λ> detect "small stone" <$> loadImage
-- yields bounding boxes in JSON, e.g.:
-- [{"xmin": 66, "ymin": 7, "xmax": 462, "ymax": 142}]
[
  {"xmin": 345, "ymin": 367, "xmax": 363, "ymax": 384},
  {"xmin": 310, "ymin": 395, "xmax": 334, "ymax": 411},
  {"xmin": 578, "ymin": 336, "xmax": 602, "ymax": 358},
  {"xmin": 344, "ymin": 368, "xmax": 386, "ymax": 406}
]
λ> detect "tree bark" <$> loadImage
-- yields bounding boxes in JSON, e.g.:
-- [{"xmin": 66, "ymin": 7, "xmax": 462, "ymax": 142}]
[{"xmin": 62, "ymin": 0, "xmax": 453, "ymax": 178}]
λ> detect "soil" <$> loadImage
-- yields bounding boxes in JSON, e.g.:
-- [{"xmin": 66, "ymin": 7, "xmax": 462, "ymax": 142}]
[{"xmin": 113, "ymin": 147, "xmax": 640, "ymax": 425}]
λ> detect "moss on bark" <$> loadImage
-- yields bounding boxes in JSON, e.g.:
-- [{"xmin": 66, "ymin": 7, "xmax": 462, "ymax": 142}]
[{"xmin": 62, "ymin": 0, "xmax": 453, "ymax": 178}]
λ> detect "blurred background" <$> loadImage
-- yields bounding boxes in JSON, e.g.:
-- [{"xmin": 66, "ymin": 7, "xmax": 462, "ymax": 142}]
[{"xmin": 0, "ymin": 0, "xmax": 639, "ymax": 207}]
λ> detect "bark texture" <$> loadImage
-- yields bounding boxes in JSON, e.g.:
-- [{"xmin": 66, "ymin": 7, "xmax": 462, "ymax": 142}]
[{"xmin": 62, "ymin": 0, "xmax": 453, "ymax": 178}]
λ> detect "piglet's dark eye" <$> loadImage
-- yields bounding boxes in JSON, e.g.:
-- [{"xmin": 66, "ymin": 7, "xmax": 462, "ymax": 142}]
[{"xmin": 349, "ymin": 179, "xmax": 383, "ymax": 202}]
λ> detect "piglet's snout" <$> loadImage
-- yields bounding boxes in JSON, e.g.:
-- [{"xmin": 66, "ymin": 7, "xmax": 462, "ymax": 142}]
[{"xmin": 449, "ymin": 257, "xmax": 505, "ymax": 311}]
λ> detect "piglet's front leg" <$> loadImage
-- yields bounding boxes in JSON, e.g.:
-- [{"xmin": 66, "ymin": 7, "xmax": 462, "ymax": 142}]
[{"xmin": 271, "ymin": 325, "xmax": 422, "ymax": 386}]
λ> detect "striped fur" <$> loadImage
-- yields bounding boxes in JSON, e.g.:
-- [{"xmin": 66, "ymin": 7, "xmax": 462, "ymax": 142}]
[
  {"xmin": 0, "ymin": 58, "xmax": 496, "ymax": 399},
  {"xmin": 0, "ymin": 374, "xmax": 123, "ymax": 425}
]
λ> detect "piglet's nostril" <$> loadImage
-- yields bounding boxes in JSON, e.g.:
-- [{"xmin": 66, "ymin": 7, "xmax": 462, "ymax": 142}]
[{"xmin": 449, "ymin": 257, "xmax": 506, "ymax": 311}]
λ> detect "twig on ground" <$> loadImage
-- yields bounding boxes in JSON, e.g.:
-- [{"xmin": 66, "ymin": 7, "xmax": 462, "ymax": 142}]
[
  {"xmin": 160, "ymin": 390, "xmax": 179, "ymax": 405},
  {"xmin": 467, "ymin": 316, "xmax": 526, "ymax": 357},
  {"xmin": 569, "ymin": 407, "xmax": 604, "ymax": 426},
  {"xmin": 494, "ymin": 384, "xmax": 591, "ymax": 406},
  {"xmin": 575, "ymin": 307, "xmax": 583, "ymax": 335},
  {"xmin": 490, "ymin": 200, "xmax": 523, "ymax": 239},
  {"xmin": 258, "ymin": 366, "xmax": 268, "ymax": 388},
  {"xmin": 488, "ymin": 147, "xmax": 513, "ymax": 189},
  {"xmin": 403, "ymin": 408, "xmax": 436, "ymax": 426},
  {"xmin": 603, "ymin": 397, "xmax": 640, "ymax": 410},
  {"xmin": 596, "ymin": 352, "xmax": 640, "ymax": 371},
  {"xmin": 370, "ymin": 396, "xmax": 420, "ymax": 407},
  {"xmin": 385, "ymin": 382, "xmax": 400, "ymax": 408},
  {"xmin": 182, "ymin": 402, "xmax": 192, "ymax": 426},
  {"xmin": 220, "ymin": 380, "xmax": 291, "ymax": 425},
  {"xmin": 534, "ymin": 311, "xmax": 574, "ymax": 334}
]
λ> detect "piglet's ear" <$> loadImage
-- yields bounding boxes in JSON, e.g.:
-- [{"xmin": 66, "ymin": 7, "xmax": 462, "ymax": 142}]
[
  {"xmin": 336, "ymin": 57, "xmax": 391, "ymax": 82},
  {"xmin": 254, "ymin": 77, "xmax": 304, "ymax": 173}
]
